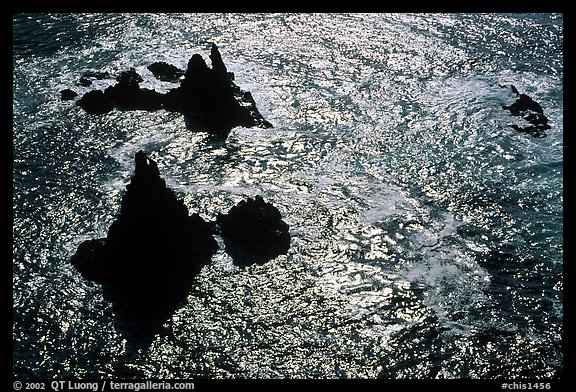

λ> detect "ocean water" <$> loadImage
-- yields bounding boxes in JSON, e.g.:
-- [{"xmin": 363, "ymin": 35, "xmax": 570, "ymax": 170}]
[{"xmin": 12, "ymin": 13, "xmax": 563, "ymax": 379}]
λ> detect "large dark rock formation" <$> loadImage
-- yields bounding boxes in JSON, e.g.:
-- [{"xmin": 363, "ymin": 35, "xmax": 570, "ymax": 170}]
[
  {"xmin": 163, "ymin": 44, "xmax": 272, "ymax": 134},
  {"xmin": 70, "ymin": 152, "xmax": 292, "ymax": 343},
  {"xmin": 72, "ymin": 44, "xmax": 272, "ymax": 136},
  {"xmin": 502, "ymin": 84, "xmax": 551, "ymax": 138},
  {"xmin": 71, "ymin": 151, "xmax": 218, "ymax": 335},
  {"xmin": 216, "ymin": 195, "xmax": 290, "ymax": 266}
]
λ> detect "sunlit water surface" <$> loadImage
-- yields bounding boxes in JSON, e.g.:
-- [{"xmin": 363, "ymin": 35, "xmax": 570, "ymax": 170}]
[{"xmin": 13, "ymin": 13, "xmax": 562, "ymax": 379}]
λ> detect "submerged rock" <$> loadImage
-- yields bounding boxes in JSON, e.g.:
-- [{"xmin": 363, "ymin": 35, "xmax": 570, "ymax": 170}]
[
  {"xmin": 71, "ymin": 151, "xmax": 218, "ymax": 325},
  {"xmin": 502, "ymin": 84, "xmax": 550, "ymax": 138},
  {"xmin": 72, "ymin": 44, "xmax": 272, "ymax": 135},
  {"xmin": 216, "ymin": 195, "xmax": 290, "ymax": 266}
]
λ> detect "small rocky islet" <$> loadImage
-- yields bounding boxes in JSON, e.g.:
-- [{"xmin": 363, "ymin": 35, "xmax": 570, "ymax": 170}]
[
  {"xmin": 63, "ymin": 43, "xmax": 272, "ymax": 136},
  {"xmin": 501, "ymin": 84, "xmax": 551, "ymax": 138}
]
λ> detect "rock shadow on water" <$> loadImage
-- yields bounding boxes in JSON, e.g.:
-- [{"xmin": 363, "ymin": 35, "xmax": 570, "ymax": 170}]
[
  {"xmin": 71, "ymin": 151, "xmax": 218, "ymax": 345},
  {"xmin": 215, "ymin": 195, "xmax": 291, "ymax": 267}
]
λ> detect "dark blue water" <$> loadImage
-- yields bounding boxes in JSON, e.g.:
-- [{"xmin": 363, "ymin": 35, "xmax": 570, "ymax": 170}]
[{"xmin": 13, "ymin": 13, "xmax": 563, "ymax": 379}]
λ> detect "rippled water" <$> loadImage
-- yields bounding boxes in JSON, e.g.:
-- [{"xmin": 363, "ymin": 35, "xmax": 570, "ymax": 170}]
[{"xmin": 13, "ymin": 13, "xmax": 563, "ymax": 379}]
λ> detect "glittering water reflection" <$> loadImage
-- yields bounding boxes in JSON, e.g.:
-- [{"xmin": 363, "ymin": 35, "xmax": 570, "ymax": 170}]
[{"xmin": 13, "ymin": 13, "xmax": 562, "ymax": 378}]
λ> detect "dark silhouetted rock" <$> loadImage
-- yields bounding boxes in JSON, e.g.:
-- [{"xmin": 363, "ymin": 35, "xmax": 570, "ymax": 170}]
[
  {"xmin": 147, "ymin": 62, "xmax": 185, "ymax": 82},
  {"xmin": 502, "ymin": 84, "xmax": 550, "ymax": 138},
  {"xmin": 163, "ymin": 47, "xmax": 238, "ymax": 134},
  {"xmin": 162, "ymin": 44, "xmax": 272, "ymax": 135},
  {"xmin": 70, "ymin": 238, "xmax": 106, "ymax": 282},
  {"xmin": 504, "ymin": 88, "xmax": 544, "ymax": 116},
  {"xmin": 72, "ymin": 44, "xmax": 272, "ymax": 136},
  {"xmin": 104, "ymin": 68, "xmax": 164, "ymax": 111},
  {"xmin": 60, "ymin": 88, "xmax": 78, "ymax": 100},
  {"xmin": 77, "ymin": 90, "xmax": 114, "ymax": 114},
  {"xmin": 103, "ymin": 151, "xmax": 218, "ymax": 282},
  {"xmin": 240, "ymin": 91, "xmax": 273, "ymax": 128},
  {"xmin": 70, "ymin": 151, "xmax": 218, "ymax": 337},
  {"xmin": 209, "ymin": 42, "xmax": 228, "ymax": 76},
  {"xmin": 216, "ymin": 195, "xmax": 290, "ymax": 266}
]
